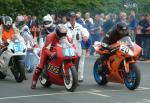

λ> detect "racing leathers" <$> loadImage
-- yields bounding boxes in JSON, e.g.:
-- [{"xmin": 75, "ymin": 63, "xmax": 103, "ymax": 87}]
[{"xmin": 31, "ymin": 33, "xmax": 59, "ymax": 89}]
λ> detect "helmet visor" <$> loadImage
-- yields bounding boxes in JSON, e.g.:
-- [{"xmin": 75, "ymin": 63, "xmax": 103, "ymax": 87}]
[{"xmin": 43, "ymin": 21, "xmax": 52, "ymax": 25}]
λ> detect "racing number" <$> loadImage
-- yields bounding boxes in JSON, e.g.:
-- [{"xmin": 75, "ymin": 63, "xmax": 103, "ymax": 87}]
[
  {"xmin": 48, "ymin": 65, "xmax": 59, "ymax": 74},
  {"xmin": 120, "ymin": 45, "xmax": 129, "ymax": 54},
  {"xmin": 14, "ymin": 44, "xmax": 19, "ymax": 52}
]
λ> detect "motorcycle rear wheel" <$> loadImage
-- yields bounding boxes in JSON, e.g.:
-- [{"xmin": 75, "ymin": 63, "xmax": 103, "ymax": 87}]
[
  {"xmin": 64, "ymin": 66, "xmax": 78, "ymax": 92},
  {"xmin": 124, "ymin": 63, "xmax": 141, "ymax": 90}
]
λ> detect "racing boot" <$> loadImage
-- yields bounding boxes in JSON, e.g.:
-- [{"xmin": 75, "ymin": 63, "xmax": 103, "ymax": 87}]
[{"xmin": 31, "ymin": 67, "xmax": 42, "ymax": 89}]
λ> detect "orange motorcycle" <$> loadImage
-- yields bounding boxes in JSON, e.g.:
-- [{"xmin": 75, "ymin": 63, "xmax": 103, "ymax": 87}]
[{"xmin": 93, "ymin": 36, "xmax": 142, "ymax": 90}]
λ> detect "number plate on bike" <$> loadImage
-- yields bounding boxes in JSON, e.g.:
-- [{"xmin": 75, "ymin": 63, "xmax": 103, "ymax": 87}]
[
  {"xmin": 63, "ymin": 48, "xmax": 75, "ymax": 56},
  {"xmin": 48, "ymin": 64, "xmax": 60, "ymax": 74},
  {"xmin": 13, "ymin": 43, "xmax": 22, "ymax": 52},
  {"xmin": 120, "ymin": 45, "xmax": 129, "ymax": 54}
]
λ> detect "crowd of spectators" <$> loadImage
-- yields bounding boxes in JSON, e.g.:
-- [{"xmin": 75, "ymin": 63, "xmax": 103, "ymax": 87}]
[{"xmin": 1, "ymin": 10, "xmax": 150, "ymax": 60}]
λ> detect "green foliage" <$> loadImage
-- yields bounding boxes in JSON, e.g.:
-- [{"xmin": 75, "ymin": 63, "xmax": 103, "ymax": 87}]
[{"xmin": 0, "ymin": 0, "xmax": 149, "ymax": 18}]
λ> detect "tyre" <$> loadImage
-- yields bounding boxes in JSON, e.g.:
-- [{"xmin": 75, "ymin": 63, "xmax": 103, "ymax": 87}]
[
  {"xmin": 0, "ymin": 71, "xmax": 6, "ymax": 79},
  {"xmin": 64, "ymin": 66, "xmax": 78, "ymax": 92},
  {"xmin": 93, "ymin": 58, "xmax": 108, "ymax": 85},
  {"xmin": 40, "ymin": 71, "xmax": 52, "ymax": 88},
  {"xmin": 124, "ymin": 63, "xmax": 141, "ymax": 90},
  {"xmin": 12, "ymin": 61, "xmax": 25, "ymax": 83}
]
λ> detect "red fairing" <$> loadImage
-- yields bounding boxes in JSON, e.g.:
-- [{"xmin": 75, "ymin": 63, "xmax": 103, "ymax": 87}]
[
  {"xmin": 46, "ymin": 45, "xmax": 78, "ymax": 86},
  {"xmin": 47, "ymin": 45, "xmax": 65, "ymax": 85}
]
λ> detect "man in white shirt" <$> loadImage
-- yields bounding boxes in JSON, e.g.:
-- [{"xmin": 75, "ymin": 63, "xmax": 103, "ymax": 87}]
[{"xmin": 64, "ymin": 11, "xmax": 89, "ymax": 82}]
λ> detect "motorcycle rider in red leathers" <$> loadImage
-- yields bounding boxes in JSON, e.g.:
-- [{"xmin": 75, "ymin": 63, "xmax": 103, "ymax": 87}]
[{"xmin": 31, "ymin": 24, "xmax": 68, "ymax": 89}]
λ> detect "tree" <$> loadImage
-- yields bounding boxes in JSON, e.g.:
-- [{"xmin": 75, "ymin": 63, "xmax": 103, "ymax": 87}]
[{"xmin": 0, "ymin": 0, "xmax": 149, "ymax": 18}]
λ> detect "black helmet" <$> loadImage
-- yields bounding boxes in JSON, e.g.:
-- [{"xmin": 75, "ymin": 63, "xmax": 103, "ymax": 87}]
[
  {"xmin": 56, "ymin": 24, "xmax": 67, "ymax": 38},
  {"xmin": 116, "ymin": 21, "xmax": 128, "ymax": 30},
  {"xmin": 3, "ymin": 16, "xmax": 13, "ymax": 30}
]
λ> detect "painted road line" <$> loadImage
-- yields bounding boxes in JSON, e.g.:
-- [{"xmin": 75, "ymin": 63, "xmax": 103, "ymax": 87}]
[
  {"xmin": 109, "ymin": 87, "xmax": 150, "ymax": 91},
  {"xmin": 87, "ymin": 92, "xmax": 111, "ymax": 97},
  {"xmin": 137, "ymin": 87, "xmax": 150, "ymax": 90},
  {"xmin": 88, "ymin": 89, "xmax": 102, "ymax": 92},
  {"xmin": 89, "ymin": 86, "xmax": 150, "ymax": 92},
  {"xmin": 0, "ymin": 90, "xmax": 109, "ymax": 100},
  {"xmin": 142, "ymin": 99, "xmax": 150, "ymax": 102},
  {"xmin": 0, "ymin": 87, "xmax": 149, "ymax": 100},
  {"xmin": 0, "ymin": 92, "xmax": 71, "ymax": 100}
]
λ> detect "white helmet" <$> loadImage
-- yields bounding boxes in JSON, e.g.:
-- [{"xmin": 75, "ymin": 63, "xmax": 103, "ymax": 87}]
[{"xmin": 43, "ymin": 15, "xmax": 53, "ymax": 28}]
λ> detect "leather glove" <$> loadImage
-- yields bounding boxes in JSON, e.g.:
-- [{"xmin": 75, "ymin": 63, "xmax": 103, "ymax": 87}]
[
  {"xmin": 101, "ymin": 43, "xmax": 117, "ymax": 52},
  {"xmin": 101, "ymin": 43, "xmax": 111, "ymax": 50},
  {"xmin": 49, "ymin": 52, "xmax": 57, "ymax": 61}
]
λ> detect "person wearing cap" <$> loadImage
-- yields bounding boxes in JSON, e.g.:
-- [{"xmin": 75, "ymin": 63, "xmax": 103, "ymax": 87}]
[{"xmin": 64, "ymin": 11, "xmax": 90, "ymax": 82}]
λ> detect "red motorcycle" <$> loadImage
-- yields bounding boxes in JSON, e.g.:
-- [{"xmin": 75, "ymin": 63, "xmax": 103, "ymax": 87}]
[{"xmin": 39, "ymin": 41, "xmax": 78, "ymax": 92}]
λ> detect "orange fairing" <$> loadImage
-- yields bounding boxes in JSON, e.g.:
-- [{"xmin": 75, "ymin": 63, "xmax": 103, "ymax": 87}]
[
  {"xmin": 106, "ymin": 55, "xmax": 124, "ymax": 83},
  {"xmin": 133, "ymin": 44, "xmax": 142, "ymax": 58},
  {"xmin": 94, "ymin": 40, "xmax": 141, "ymax": 84},
  {"xmin": 93, "ymin": 36, "xmax": 142, "ymax": 89}
]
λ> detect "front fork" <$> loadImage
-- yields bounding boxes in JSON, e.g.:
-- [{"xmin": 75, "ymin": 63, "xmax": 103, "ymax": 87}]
[
  {"xmin": 123, "ymin": 58, "xmax": 135, "ymax": 73},
  {"xmin": 62, "ymin": 62, "xmax": 74, "ymax": 76},
  {"xmin": 124, "ymin": 59, "xmax": 130, "ymax": 73},
  {"xmin": 62, "ymin": 62, "xmax": 71, "ymax": 83}
]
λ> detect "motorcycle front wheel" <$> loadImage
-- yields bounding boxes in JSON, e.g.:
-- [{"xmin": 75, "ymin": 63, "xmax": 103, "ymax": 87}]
[
  {"xmin": 124, "ymin": 63, "xmax": 141, "ymax": 90},
  {"xmin": 11, "ymin": 60, "xmax": 25, "ymax": 83},
  {"xmin": 93, "ymin": 58, "xmax": 108, "ymax": 85},
  {"xmin": 64, "ymin": 66, "xmax": 78, "ymax": 92},
  {"xmin": 0, "ymin": 71, "xmax": 6, "ymax": 79}
]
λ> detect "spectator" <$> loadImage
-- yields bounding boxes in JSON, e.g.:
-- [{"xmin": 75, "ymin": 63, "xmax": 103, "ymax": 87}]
[
  {"xmin": 28, "ymin": 16, "xmax": 39, "ymax": 29},
  {"xmin": 29, "ymin": 16, "xmax": 39, "ymax": 43},
  {"xmin": 90, "ymin": 14, "xmax": 102, "ymax": 55},
  {"xmin": 76, "ymin": 12, "xmax": 86, "ymax": 28},
  {"xmin": 62, "ymin": 16, "xmax": 67, "ymax": 24},
  {"xmin": 143, "ymin": 14, "xmax": 150, "ymax": 60},
  {"xmin": 85, "ymin": 12, "xmax": 94, "ymax": 24},
  {"xmin": 16, "ymin": 14, "xmax": 24, "ymax": 27},
  {"xmin": 64, "ymin": 11, "xmax": 89, "ymax": 82},
  {"xmin": 51, "ymin": 14, "xmax": 56, "ymax": 24},
  {"xmin": 135, "ymin": 14, "xmax": 145, "ymax": 47},
  {"xmin": 102, "ymin": 14, "xmax": 115, "ymax": 34},
  {"xmin": 117, "ymin": 11, "xmax": 128, "ymax": 24},
  {"xmin": 128, "ymin": 10, "xmax": 138, "ymax": 41}
]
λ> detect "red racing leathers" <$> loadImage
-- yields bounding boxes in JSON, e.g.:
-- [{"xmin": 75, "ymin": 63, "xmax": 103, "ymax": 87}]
[{"xmin": 31, "ymin": 33, "xmax": 59, "ymax": 89}]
